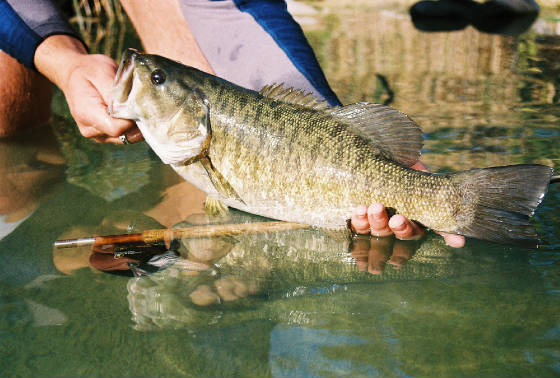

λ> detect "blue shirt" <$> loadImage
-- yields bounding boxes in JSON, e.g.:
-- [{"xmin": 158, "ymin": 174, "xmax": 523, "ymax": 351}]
[{"xmin": 0, "ymin": 0, "xmax": 80, "ymax": 69}]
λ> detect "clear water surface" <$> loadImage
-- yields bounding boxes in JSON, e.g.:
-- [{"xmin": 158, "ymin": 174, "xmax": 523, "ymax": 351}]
[{"xmin": 1, "ymin": 2, "xmax": 560, "ymax": 377}]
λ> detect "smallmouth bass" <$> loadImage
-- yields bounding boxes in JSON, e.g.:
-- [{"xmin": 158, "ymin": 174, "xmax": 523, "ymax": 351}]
[{"xmin": 109, "ymin": 49, "xmax": 553, "ymax": 246}]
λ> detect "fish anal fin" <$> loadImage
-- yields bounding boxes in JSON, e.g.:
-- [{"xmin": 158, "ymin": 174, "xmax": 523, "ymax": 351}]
[
  {"xmin": 328, "ymin": 103, "xmax": 423, "ymax": 167},
  {"xmin": 260, "ymin": 83, "xmax": 329, "ymax": 110},
  {"xmin": 204, "ymin": 196, "xmax": 230, "ymax": 217},
  {"xmin": 200, "ymin": 157, "xmax": 246, "ymax": 205}
]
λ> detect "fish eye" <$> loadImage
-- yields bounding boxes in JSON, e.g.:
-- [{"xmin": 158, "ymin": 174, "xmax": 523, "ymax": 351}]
[{"xmin": 151, "ymin": 69, "xmax": 166, "ymax": 85}]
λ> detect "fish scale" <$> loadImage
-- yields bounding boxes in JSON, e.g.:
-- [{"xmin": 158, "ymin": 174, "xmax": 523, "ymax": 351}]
[
  {"xmin": 205, "ymin": 91, "xmax": 455, "ymax": 229},
  {"xmin": 108, "ymin": 49, "xmax": 553, "ymax": 246}
]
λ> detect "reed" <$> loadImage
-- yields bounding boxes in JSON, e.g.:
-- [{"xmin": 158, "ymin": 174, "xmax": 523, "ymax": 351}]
[{"xmin": 69, "ymin": 0, "xmax": 126, "ymax": 57}]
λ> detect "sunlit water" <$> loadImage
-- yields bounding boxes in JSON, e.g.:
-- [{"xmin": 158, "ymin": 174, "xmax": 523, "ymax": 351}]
[{"xmin": 2, "ymin": 3, "xmax": 560, "ymax": 377}]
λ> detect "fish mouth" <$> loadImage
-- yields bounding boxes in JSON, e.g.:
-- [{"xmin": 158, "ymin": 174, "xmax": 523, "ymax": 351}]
[{"xmin": 108, "ymin": 48, "xmax": 139, "ymax": 118}]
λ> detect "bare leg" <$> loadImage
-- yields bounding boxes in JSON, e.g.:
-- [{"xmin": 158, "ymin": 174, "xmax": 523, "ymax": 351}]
[{"xmin": 0, "ymin": 51, "xmax": 53, "ymax": 137}]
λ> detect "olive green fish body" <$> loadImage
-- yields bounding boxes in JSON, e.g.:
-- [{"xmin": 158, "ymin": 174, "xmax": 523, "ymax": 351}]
[
  {"xmin": 109, "ymin": 49, "xmax": 553, "ymax": 246},
  {"xmin": 193, "ymin": 89, "xmax": 458, "ymax": 231}
]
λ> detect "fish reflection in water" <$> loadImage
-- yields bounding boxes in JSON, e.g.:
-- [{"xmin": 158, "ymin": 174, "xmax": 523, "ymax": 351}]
[{"xmin": 123, "ymin": 210, "xmax": 476, "ymax": 331}]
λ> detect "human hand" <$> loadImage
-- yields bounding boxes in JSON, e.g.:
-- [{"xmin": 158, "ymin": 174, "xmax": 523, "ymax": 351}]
[
  {"xmin": 34, "ymin": 35, "xmax": 143, "ymax": 144},
  {"xmin": 61, "ymin": 53, "xmax": 145, "ymax": 144},
  {"xmin": 350, "ymin": 161, "xmax": 466, "ymax": 248}
]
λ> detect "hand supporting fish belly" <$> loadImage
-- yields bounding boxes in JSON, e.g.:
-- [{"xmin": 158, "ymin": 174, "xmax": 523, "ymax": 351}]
[
  {"xmin": 351, "ymin": 203, "xmax": 466, "ymax": 248},
  {"xmin": 109, "ymin": 49, "xmax": 553, "ymax": 247},
  {"xmin": 350, "ymin": 160, "xmax": 465, "ymax": 248}
]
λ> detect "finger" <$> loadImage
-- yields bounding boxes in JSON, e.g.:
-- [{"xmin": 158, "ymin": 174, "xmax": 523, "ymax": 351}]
[
  {"xmin": 410, "ymin": 161, "xmax": 429, "ymax": 172},
  {"xmin": 350, "ymin": 205, "xmax": 370, "ymax": 234},
  {"xmin": 124, "ymin": 127, "xmax": 144, "ymax": 143},
  {"xmin": 102, "ymin": 113, "xmax": 136, "ymax": 138},
  {"xmin": 109, "ymin": 127, "xmax": 144, "ymax": 145},
  {"xmin": 91, "ymin": 135, "xmax": 124, "ymax": 144},
  {"xmin": 78, "ymin": 124, "xmax": 104, "ymax": 139},
  {"xmin": 74, "ymin": 102, "xmax": 134, "ymax": 138},
  {"xmin": 438, "ymin": 231, "xmax": 466, "ymax": 248},
  {"xmin": 92, "ymin": 130, "xmax": 141, "ymax": 145},
  {"xmin": 367, "ymin": 203, "xmax": 393, "ymax": 237},
  {"xmin": 350, "ymin": 237, "xmax": 372, "ymax": 271},
  {"xmin": 388, "ymin": 214, "xmax": 425, "ymax": 240},
  {"xmin": 367, "ymin": 238, "xmax": 392, "ymax": 275},
  {"xmin": 388, "ymin": 240, "xmax": 417, "ymax": 268},
  {"xmin": 92, "ymin": 58, "xmax": 120, "ymax": 104}
]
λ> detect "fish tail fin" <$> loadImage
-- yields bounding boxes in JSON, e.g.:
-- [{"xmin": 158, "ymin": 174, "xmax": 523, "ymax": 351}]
[{"xmin": 451, "ymin": 164, "xmax": 552, "ymax": 247}]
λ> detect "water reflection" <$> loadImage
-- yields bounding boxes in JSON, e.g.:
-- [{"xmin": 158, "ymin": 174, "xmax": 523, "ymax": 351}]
[
  {"xmin": 68, "ymin": 209, "xmax": 475, "ymax": 331},
  {"xmin": 0, "ymin": 124, "xmax": 64, "ymax": 240},
  {"xmin": 308, "ymin": 8, "xmax": 560, "ymax": 176}
]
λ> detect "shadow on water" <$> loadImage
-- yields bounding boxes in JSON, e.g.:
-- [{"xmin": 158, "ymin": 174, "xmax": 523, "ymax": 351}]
[{"xmin": 2, "ymin": 2, "xmax": 560, "ymax": 378}]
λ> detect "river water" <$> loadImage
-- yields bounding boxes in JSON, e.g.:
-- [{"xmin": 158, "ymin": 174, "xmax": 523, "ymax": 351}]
[{"xmin": 1, "ymin": 2, "xmax": 560, "ymax": 377}]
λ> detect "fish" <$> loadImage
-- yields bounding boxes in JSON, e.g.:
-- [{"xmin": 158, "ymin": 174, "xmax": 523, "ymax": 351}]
[{"xmin": 108, "ymin": 48, "xmax": 553, "ymax": 246}]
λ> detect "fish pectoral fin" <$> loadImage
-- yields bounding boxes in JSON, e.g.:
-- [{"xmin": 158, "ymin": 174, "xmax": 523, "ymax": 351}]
[
  {"xmin": 200, "ymin": 157, "xmax": 246, "ymax": 205},
  {"xmin": 259, "ymin": 83, "xmax": 329, "ymax": 110},
  {"xmin": 204, "ymin": 196, "xmax": 230, "ymax": 217},
  {"xmin": 328, "ymin": 103, "xmax": 423, "ymax": 167}
]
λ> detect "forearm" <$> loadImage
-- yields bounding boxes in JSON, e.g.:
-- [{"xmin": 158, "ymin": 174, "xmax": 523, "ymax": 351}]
[
  {"xmin": 0, "ymin": 0, "xmax": 83, "ymax": 69},
  {"xmin": 120, "ymin": 0, "xmax": 215, "ymax": 74}
]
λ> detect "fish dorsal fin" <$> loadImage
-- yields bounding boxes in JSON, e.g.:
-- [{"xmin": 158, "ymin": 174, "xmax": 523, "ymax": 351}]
[
  {"xmin": 328, "ymin": 103, "xmax": 423, "ymax": 167},
  {"xmin": 260, "ymin": 83, "xmax": 329, "ymax": 110}
]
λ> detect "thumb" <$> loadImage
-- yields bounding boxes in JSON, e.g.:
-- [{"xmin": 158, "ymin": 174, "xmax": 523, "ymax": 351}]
[{"xmin": 74, "ymin": 101, "xmax": 135, "ymax": 138}]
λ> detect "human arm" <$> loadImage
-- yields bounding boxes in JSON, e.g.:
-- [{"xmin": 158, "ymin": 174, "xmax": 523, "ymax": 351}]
[
  {"xmin": 0, "ymin": 0, "xmax": 79, "ymax": 69},
  {"xmin": 32, "ymin": 0, "xmax": 217, "ymax": 143},
  {"xmin": 0, "ymin": 0, "xmax": 139, "ymax": 143}
]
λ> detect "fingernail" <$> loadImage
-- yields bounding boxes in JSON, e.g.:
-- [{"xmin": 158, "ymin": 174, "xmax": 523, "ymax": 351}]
[
  {"xmin": 388, "ymin": 256, "xmax": 407, "ymax": 267},
  {"xmin": 369, "ymin": 203, "xmax": 384, "ymax": 215},
  {"xmin": 355, "ymin": 205, "xmax": 367, "ymax": 217},
  {"xmin": 369, "ymin": 262, "xmax": 384, "ymax": 275},
  {"xmin": 444, "ymin": 234, "xmax": 466, "ymax": 248},
  {"xmin": 389, "ymin": 216, "xmax": 405, "ymax": 230}
]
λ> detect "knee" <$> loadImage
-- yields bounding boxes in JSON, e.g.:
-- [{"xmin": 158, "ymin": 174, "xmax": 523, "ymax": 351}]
[{"xmin": 0, "ymin": 51, "xmax": 53, "ymax": 137}]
